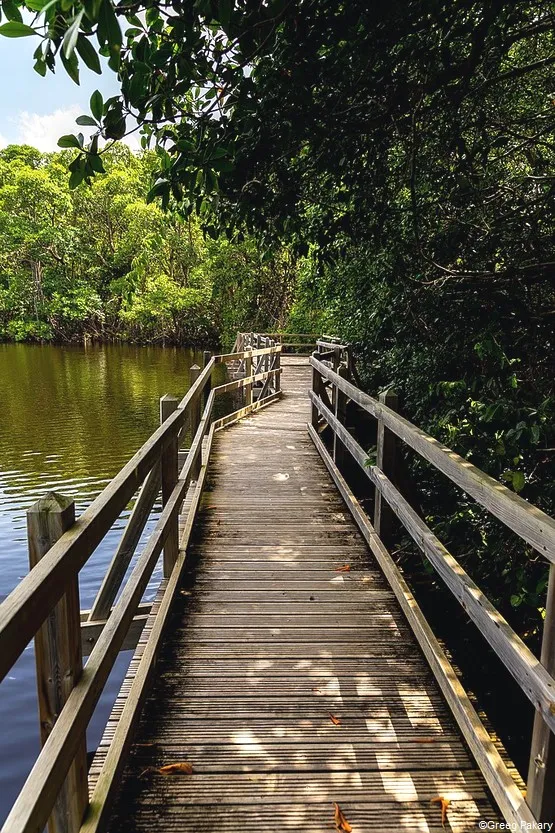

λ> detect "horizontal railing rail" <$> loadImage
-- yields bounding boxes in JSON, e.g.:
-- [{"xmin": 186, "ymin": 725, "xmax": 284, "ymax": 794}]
[
  {"xmin": 0, "ymin": 335, "xmax": 283, "ymax": 833},
  {"xmin": 309, "ymin": 351, "xmax": 555, "ymax": 826},
  {"xmin": 235, "ymin": 331, "xmax": 320, "ymax": 353}
]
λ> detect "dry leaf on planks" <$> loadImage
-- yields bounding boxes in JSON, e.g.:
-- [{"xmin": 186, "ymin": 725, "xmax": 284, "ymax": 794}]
[
  {"xmin": 334, "ymin": 802, "xmax": 353, "ymax": 832},
  {"xmin": 431, "ymin": 796, "xmax": 450, "ymax": 828}
]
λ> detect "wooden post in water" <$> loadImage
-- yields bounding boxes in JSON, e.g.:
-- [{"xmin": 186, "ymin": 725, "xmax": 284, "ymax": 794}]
[
  {"xmin": 27, "ymin": 493, "xmax": 88, "ymax": 833},
  {"xmin": 160, "ymin": 394, "xmax": 179, "ymax": 577},
  {"xmin": 527, "ymin": 562, "xmax": 555, "ymax": 822},
  {"xmin": 333, "ymin": 363, "xmax": 349, "ymax": 470},
  {"xmin": 374, "ymin": 389, "xmax": 398, "ymax": 547}
]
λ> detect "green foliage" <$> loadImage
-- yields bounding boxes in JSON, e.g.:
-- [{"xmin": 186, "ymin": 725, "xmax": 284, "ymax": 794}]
[
  {"xmin": 3, "ymin": 0, "xmax": 555, "ymax": 642},
  {"xmin": 0, "ymin": 144, "xmax": 295, "ymax": 344}
]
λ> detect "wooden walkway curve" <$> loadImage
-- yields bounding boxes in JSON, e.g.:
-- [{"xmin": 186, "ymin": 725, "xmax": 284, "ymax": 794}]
[{"xmin": 91, "ymin": 358, "xmax": 500, "ymax": 832}]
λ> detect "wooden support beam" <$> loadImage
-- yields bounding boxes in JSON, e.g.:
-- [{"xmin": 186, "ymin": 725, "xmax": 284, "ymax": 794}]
[
  {"xmin": 27, "ymin": 493, "xmax": 88, "ymax": 833},
  {"xmin": 374, "ymin": 389, "xmax": 398, "ymax": 546},
  {"xmin": 160, "ymin": 395, "xmax": 179, "ymax": 577},
  {"xmin": 81, "ymin": 610, "xmax": 149, "ymax": 656},
  {"xmin": 527, "ymin": 562, "xmax": 555, "ymax": 822}
]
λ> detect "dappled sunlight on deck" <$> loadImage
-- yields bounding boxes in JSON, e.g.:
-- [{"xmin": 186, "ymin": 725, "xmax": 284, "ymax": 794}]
[{"xmin": 91, "ymin": 358, "xmax": 501, "ymax": 833}]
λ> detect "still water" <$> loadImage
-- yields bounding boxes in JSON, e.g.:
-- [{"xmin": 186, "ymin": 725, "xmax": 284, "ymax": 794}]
[{"xmin": 0, "ymin": 342, "xmax": 210, "ymax": 823}]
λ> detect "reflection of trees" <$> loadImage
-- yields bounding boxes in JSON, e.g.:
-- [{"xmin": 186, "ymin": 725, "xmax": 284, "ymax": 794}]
[{"xmin": 0, "ymin": 344, "xmax": 204, "ymax": 495}]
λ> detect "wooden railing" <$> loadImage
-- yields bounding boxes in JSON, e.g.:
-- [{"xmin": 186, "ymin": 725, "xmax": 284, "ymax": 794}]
[
  {"xmin": 234, "ymin": 331, "xmax": 321, "ymax": 354},
  {"xmin": 309, "ymin": 345, "xmax": 555, "ymax": 828},
  {"xmin": 0, "ymin": 337, "xmax": 282, "ymax": 833}
]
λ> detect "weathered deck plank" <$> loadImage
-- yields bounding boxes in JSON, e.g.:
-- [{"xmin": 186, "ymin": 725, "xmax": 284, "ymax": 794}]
[{"xmin": 91, "ymin": 358, "xmax": 500, "ymax": 832}]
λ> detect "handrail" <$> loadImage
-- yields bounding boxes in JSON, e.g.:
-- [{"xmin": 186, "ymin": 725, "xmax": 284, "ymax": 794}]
[
  {"xmin": 309, "ymin": 389, "xmax": 555, "ymax": 733},
  {"xmin": 309, "ymin": 350, "xmax": 555, "ymax": 825},
  {"xmin": 311, "ymin": 355, "xmax": 555, "ymax": 564},
  {"xmin": 0, "ymin": 334, "xmax": 283, "ymax": 833}
]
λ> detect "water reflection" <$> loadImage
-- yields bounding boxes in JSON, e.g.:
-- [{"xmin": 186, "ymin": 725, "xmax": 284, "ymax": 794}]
[{"xmin": 0, "ymin": 342, "xmax": 214, "ymax": 823}]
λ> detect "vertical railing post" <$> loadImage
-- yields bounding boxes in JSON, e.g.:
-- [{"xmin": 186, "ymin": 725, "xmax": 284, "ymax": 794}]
[
  {"xmin": 333, "ymin": 363, "xmax": 349, "ymax": 470},
  {"xmin": 331, "ymin": 348, "xmax": 340, "ymax": 410},
  {"xmin": 203, "ymin": 350, "xmax": 212, "ymax": 408},
  {"xmin": 311, "ymin": 353, "xmax": 321, "ymax": 430},
  {"xmin": 275, "ymin": 345, "xmax": 281, "ymax": 393},
  {"xmin": 27, "ymin": 493, "xmax": 88, "ymax": 833},
  {"xmin": 245, "ymin": 350, "xmax": 253, "ymax": 409},
  {"xmin": 189, "ymin": 364, "xmax": 202, "ymax": 480},
  {"xmin": 527, "ymin": 563, "xmax": 555, "ymax": 822},
  {"xmin": 374, "ymin": 389, "xmax": 398, "ymax": 547},
  {"xmin": 160, "ymin": 394, "xmax": 179, "ymax": 577}
]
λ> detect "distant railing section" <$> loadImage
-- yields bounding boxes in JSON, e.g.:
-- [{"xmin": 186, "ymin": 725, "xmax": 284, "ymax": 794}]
[
  {"xmin": 0, "ymin": 336, "xmax": 282, "ymax": 833},
  {"xmin": 309, "ymin": 348, "xmax": 555, "ymax": 827},
  {"xmin": 233, "ymin": 331, "xmax": 321, "ymax": 354}
]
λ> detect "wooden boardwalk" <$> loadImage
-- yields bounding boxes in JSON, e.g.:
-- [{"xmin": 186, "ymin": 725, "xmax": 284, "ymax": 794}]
[{"xmin": 91, "ymin": 358, "xmax": 500, "ymax": 832}]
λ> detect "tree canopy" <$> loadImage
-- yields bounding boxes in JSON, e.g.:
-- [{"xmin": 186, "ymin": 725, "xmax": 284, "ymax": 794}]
[
  {"xmin": 0, "ymin": 143, "xmax": 295, "ymax": 344},
  {"xmin": 2, "ymin": 0, "xmax": 555, "ymax": 649}
]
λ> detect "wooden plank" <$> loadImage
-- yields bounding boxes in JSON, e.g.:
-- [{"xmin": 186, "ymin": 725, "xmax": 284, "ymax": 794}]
[
  {"xmin": 116, "ymin": 741, "xmax": 472, "ymax": 772},
  {"xmin": 95, "ymin": 769, "xmax": 491, "ymax": 803},
  {"xmin": 311, "ymin": 355, "xmax": 555, "ymax": 564},
  {"xmin": 100, "ymin": 802, "xmax": 495, "ymax": 833},
  {"xmin": 308, "ymin": 423, "xmax": 535, "ymax": 828}
]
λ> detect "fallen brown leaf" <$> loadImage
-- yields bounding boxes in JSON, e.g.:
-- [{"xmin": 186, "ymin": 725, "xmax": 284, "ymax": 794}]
[
  {"xmin": 334, "ymin": 802, "xmax": 353, "ymax": 832},
  {"xmin": 140, "ymin": 762, "xmax": 195, "ymax": 778},
  {"xmin": 329, "ymin": 712, "xmax": 341, "ymax": 726},
  {"xmin": 335, "ymin": 564, "xmax": 351, "ymax": 572},
  {"xmin": 431, "ymin": 796, "xmax": 450, "ymax": 828},
  {"xmin": 159, "ymin": 762, "xmax": 194, "ymax": 775},
  {"xmin": 411, "ymin": 738, "xmax": 436, "ymax": 744}
]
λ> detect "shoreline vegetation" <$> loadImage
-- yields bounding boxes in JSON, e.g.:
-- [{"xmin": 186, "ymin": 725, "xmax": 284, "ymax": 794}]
[{"xmin": 0, "ymin": 143, "xmax": 301, "ymax": 349}]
